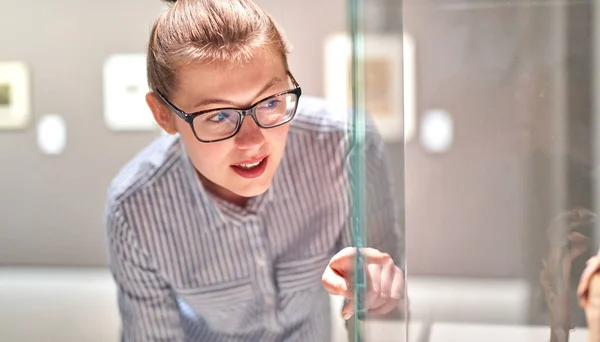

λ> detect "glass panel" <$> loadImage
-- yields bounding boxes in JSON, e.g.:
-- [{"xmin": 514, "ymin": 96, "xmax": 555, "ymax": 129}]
[
  {"xmin": 345, "ymin": 0, "xmax": 408, "ymax": 341},
  {"xmin": 348, "ymin": 0, "xmax": 599, "ymax": 341}
]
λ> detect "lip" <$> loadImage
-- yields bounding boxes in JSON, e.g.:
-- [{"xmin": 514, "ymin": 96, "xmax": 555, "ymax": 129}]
[
  {"xmin": 232, "ymin": 155, "xmax": 268, "ymax": 166},
  {"xmin": 230, "ymin": 156, "xmax": 269, "ymax": 179}
]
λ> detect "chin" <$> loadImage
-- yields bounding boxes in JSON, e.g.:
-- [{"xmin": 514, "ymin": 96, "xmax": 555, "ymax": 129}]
[{"xmin": 234, "ymin": 183, "xmax": 270, "ymax": 198}]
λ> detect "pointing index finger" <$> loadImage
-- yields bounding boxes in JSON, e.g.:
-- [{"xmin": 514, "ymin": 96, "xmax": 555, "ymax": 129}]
[{"xmin": 329, "ymin": 247, "xmax": 392, "ymax": 274}]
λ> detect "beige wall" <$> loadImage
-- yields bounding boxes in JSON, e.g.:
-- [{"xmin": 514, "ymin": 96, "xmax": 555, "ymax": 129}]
[{"xmin": 0, "ymin": 1, "xmax": 167, "ymax": 266}]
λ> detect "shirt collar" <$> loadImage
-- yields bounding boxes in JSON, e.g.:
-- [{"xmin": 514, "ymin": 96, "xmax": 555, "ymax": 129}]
[{"xmin": 177, "ymin": 137, "xmax": 276, "ymax": 231}]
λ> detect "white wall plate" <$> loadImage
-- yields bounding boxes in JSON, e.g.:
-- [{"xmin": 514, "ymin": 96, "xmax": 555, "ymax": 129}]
[
  {"xmin": 0, "ymin": 61, "xmax": 31, "ymax": 130},
  {"xmin": 324, "ymin": 32, "xmax": 416, "ymax": 142},
  {"xmin": 103, "ymin": 54, "xmax": 158, "ymax": 131},
  {"xmin": 420, "ymin": 109, "xmax": 454, "ymax": 154},
  {"xmin": 37, "ymin": 114, "xmax": 67, "ymax": 155}
]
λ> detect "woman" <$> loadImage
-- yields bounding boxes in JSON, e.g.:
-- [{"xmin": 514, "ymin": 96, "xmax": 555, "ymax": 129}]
[{"xmin": 104, "ymin": 0, "xmax": 404, "ymax": 340}]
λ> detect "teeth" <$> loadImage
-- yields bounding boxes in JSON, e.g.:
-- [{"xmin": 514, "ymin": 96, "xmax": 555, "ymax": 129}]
[{"xmin": 237, "ymin": 161, "xmax": 260, "ymax": 169}]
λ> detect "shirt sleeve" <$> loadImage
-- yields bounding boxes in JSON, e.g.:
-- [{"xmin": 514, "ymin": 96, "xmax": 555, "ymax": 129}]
[
  {"xmin": 106, "ymin": 207, "xmax": 185, "ymax": 342},
  {"xmin": 338, "ymin": 120, "xmax": 405, "ymax": 270},
  {"xmin": 337, "ymin": 119, "xmax": 406, "ymax": 326},
  {"xmin": 364, "ymin": 125, "xmax": 405, "ymax": 268}
]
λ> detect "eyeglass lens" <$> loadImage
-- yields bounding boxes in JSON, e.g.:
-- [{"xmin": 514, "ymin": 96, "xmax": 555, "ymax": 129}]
[{"xmin": 192, "ymin": 92, "xmax": 298, "ymax": 141}]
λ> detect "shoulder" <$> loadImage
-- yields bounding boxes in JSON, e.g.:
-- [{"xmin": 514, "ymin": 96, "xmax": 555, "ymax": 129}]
[
  {"xmin": 105, "ymin": 134, "xmax": 183, "ymax": 212},
  {"xmin": 290, "ymin": 95, "xmax": 383, "ymax": 146},
  {"xmin": 291, "ymin": 95, "xmax": 351, "ymax": 133}
]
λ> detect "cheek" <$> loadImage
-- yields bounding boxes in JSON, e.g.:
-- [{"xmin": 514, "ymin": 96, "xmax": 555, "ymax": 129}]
[
  {"xmin": 174, "ymin": 118, "xmax": 194, "ymax": 139},
  {"xmin": 189, "ymin": 145, "xmax": 228, "ymax": 180},
  {"xmin": 265, "ymin": 125, "xmax": 290, "ymax": 149},
  {"xmin": 177, "ymin": 127, "xmax": 231, "ymax": 173},
  {"xmin": 178, "ymin": 126, "xmax": 203, "ymax": 156},
  {"xmin": 197, "ymin": 145, "xmax": 226, "ymax": 162}
]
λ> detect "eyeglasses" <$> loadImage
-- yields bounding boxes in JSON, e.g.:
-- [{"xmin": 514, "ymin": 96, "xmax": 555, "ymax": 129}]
[{"xmin": 155, "ymin": 71, "xmax": 302, "ymax": 143}]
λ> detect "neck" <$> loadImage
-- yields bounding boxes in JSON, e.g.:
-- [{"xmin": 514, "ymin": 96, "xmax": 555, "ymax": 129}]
[{"xmin": 196, "ymin": 170, "xmax": 249, "ymax": 207}]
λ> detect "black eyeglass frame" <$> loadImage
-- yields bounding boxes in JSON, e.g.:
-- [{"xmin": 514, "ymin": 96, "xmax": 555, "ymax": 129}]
[{"xmin": 155, "ymin": 71, "xmax": 302, "ymax": 143}]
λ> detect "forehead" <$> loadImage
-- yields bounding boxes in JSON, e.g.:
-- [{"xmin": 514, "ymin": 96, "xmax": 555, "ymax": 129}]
[
  {"xmin": 179, "ymin": 49, "xmax": 285, "ymax": 85},
  {"xmin": 172, "ymin": 48, "xmax": 288, "ymax": 109}
]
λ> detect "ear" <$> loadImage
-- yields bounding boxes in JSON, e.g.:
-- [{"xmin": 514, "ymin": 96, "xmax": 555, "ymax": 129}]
[{"xmin": 146, "ymin": 92, "xmax": 178, "ymax": 134}]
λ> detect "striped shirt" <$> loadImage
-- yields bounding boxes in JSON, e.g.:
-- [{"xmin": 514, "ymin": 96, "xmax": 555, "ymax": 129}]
[{"xmin": 104, "ymin": 96, "xmax": 403, "ymax": 342}]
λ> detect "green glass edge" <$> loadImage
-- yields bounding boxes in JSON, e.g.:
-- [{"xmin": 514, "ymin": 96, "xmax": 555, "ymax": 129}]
[{"xmin": 347, "ymin": 0, "xmax": 367, "ymax": 340}]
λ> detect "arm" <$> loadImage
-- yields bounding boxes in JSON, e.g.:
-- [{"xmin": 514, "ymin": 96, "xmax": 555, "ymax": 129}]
[
  {"xmin": 106, "ymin": 207, "xmax": 184, "ymax": 342},
  {"xmin": 364, "ymin": 127, "xmax": 406, "ymax": 320},
  {"xmin": 335, "ymin": 123, "xmax": 406, "ymax": 333},
  {"xmin": 363, "ymin": 125, "xmax": 404, "ymax": 268},
  {"xmin": 338, "ymin": 122, "xmax": 405, "ymax": 272}
]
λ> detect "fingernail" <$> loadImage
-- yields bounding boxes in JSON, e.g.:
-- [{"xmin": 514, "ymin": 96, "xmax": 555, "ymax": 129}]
[{"xmin": 343, "ymin": 311, "xmax": 352, "ymax": 320}]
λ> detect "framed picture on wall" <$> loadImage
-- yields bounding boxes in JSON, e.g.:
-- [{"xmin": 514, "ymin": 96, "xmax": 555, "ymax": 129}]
[
  {"xmin": 103, "ymin": 54, "xmax": 159, "ymax": 131},
  {"xmin": 324, "ymin": 32, "xmax": 416, "ymax": 142},
  {"xmin": 0, "ymin": 61, "xmax": 31, "ymax": 130}
]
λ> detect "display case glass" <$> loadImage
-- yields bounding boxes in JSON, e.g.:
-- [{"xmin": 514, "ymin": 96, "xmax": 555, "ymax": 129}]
[{"xmin": 345, "ymin": 0, "xmax": 599, "ymax": 341}]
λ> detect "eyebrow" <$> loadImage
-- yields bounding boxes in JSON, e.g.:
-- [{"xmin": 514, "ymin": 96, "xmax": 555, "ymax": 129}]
[{"xmin": 191, "ymin": 76, "xmax": 286, "ymax": 111}]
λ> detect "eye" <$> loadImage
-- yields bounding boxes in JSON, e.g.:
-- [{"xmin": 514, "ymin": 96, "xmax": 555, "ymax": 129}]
[
  {"xmin": 261, "ymin": 99, "xmax": 281, "ymax": 109},
  {"xmin": 207, "ymin": 112, "xmax": 230, "ymax": 123}
]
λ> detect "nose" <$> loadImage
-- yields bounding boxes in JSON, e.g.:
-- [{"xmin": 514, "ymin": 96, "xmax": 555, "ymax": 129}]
[{"xmin": 234, "ymin": 115, "xmax": 265, "ymax": 150}]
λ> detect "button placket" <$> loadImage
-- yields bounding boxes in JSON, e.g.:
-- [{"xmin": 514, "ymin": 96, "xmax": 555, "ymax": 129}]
[
  {"xmin": 248, "ymin": 217, "xmax": 280, "ymax": 331},
  {"xmin": 264, "ymin": 294, "xmax": 276, "ymax": 307},
  {"xmin": 250, "ymin": 217, "xmax": 270, "ymax": 270}
]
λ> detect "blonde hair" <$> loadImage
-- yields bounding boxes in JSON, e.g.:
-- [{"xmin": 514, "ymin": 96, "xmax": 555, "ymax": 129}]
[{"xmin": 147, "ymin": 0, "xmax": 291, "ymax": 97}]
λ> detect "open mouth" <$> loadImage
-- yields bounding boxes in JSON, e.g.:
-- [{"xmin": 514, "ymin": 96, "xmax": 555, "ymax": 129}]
[
  {"xmin": 230, "ymin": 156, "xmax": 269, "ymax": 179},
  {"xmin": 235, "ymin": 161, "xmax": 262, "ymax": 169}
]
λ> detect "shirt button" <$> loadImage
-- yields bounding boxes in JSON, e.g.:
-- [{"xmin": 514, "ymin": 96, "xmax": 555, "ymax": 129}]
[
  {"xmin": 256, "ymin": 256, "xmax": 267, "ymax": 267},
  {"xmin": 264, "ymin": 294, "xmax": 276, "ymax": 307}
]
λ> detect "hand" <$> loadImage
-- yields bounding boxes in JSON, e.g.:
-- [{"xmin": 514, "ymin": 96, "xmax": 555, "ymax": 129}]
[
  {"xmin": 321, "ymin": 247, "xmax": 404, "ymax": 320},
  {"xmin": 577, "ymin": 253, "xmax": 600, "ymax": 308}
]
